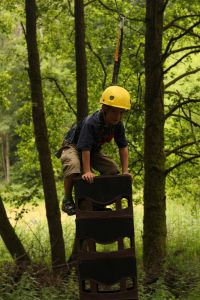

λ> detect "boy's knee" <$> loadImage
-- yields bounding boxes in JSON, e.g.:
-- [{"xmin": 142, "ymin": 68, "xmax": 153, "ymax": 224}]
[
  {"xmin": 61, "ymin": 147, "xmax": 81, "ymax": 177},
  {"xmin": 107, "ymin": 166, "xmax": 119, "ymax": 175},
  {"xmin": 101, "ymin": 162, "xmax": 119, "ymax": 175},
  {"xmin": 63, "ymin": 161, "xmax": 81, "ymax": 177}
]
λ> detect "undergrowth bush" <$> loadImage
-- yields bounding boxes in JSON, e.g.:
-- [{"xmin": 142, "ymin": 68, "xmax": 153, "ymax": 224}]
[
  {"xmin": 0, "ymin": 266, "xmax": 79, "ymax": 300},
  {"xmin": 0, "ymin": 199, "xmax": 199, "ymax": 299}
]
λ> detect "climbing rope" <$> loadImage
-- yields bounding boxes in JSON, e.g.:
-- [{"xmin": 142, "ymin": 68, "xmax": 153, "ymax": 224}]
[{"xmin": 112, "ymin": 1, "xmax": 125, "ymax": 85}]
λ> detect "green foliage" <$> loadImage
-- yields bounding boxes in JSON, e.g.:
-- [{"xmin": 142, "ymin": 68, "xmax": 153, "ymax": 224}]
[
  {"xmin": 162, "ymin": 1, "xmax": 200, "ymax": 210},
  {"xmin": 0, "ymin": 0, "xmax": 199, "ymax": 203},
  {"xmin": 0, "ymin": 268, "xmax": 79, "ymax": 300},
  {"xmin": 0, "ymin": 0, "xmax": 146, "ymax": 199},
  {"xmin": 0, "ymin": 271, "xmax": 39, "ymax": 300},
  {"xmin": 1, "ymin": 183, "xmax": 42, "ymax": 208}
]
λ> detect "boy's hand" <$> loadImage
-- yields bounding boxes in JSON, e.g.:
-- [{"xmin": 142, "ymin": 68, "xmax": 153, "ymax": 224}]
[{"xmin": 82, "ymin": 171, "xmax": 96, "ymax": 183}]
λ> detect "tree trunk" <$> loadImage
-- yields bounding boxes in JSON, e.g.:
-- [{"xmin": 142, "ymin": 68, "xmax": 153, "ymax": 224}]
[
  {"xmin": 0, "ymin": 196, "xmax": 31, "ymax": 266},
  {"xmin": 67, "ymin": 0, "xmax": 89, "ymax": 267},
  {"xmin": 25, "ymin": 0, "xmax": 66, "ymax": 272},
  {"xmin": 143, "ymin": 0, "xmax": 166, "ymax": 283},
  {"xmin": 75, "ymin": 0, "xmax": 88, "ymax": 122},
  {"xmin": 1, "ymin": 133, "xmax": 10, "ymax": 184}
]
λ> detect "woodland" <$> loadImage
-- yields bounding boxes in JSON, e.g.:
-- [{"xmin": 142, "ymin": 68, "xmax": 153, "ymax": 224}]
[{"xmin": 0, "ymin": 0, "xmax": 200, "ymax": 299}]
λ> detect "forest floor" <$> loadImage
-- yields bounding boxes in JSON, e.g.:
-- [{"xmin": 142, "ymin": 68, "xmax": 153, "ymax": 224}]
[{"xmin": 0, "ymin": 199, "xmax": 199, "ymax": 299}]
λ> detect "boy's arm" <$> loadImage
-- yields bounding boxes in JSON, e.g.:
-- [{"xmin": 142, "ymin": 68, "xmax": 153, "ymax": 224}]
[
  {"xmin": 119, "ymin": 147, "xmax": 130, "ymax": 175},
  {"xmin": 81, "ymin": 150, "xmax": 96, "ymax": 183}
]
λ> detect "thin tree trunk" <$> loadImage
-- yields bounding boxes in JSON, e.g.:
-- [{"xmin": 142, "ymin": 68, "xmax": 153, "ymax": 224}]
[
  {"xmin": 25, "ymin": 0, "xmax": 66, "ymax": 272},
  {"xmin": 75, "ymin": 0, "xmax": 88, "ymax": 122},
  {"xmin": 67, "ymin": 0, "xmax": 89, "ymax": 267},
  {"xmin": 143, "ymin": 0, "xmax": 167, "ymax": 283},
  {"xmin": 0, "ymin": 196, "xmax": 31, "ymax": 267}
]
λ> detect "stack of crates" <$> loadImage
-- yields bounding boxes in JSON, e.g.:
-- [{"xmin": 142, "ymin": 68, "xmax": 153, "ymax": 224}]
[{"xmin": 74, "ymin": 175, "xmax": 138, "ymax": 300}]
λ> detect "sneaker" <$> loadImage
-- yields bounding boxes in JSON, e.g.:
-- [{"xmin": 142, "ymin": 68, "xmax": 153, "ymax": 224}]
[{"xmin": 61, "ymin": 197, "xmax": 76, "ymax": 216}]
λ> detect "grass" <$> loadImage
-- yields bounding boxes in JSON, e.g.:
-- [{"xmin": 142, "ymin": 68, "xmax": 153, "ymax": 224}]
[
  {"xmin": 1, "ymin": 201, "xmax": 76, "ymax": 263},
  {"xmin": 0, "ymin": 199, "xmax": 199, "ymax": 299}
]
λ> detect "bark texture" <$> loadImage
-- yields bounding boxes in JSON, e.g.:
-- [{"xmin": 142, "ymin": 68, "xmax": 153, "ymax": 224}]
[
  {"xmin": 143, "ymin": 0, "xmax": 167, "ymax": 282},
  {"xmin": 67, "ymin": 0, "xmax": 89, "ymax": 267},
  {"xmin": 75, "ymin": 0, "xmax": 88, "ymax": 122},
  {"xmin": 0, "ymin": 196, "xmax": 31, "ymax": 266},
  {"xmin": 25, "ymin": 0, "xmax": 66, "ymax": 271}
]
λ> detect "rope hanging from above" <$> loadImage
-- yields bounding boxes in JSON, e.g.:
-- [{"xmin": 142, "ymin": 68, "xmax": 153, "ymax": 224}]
[{"xmin": 112, "ymin": 15, "xmax": 125, "ymax": 85}]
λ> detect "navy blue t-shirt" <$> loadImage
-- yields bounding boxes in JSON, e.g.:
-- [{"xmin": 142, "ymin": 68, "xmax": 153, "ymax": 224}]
[{"xmin": 65, "ymin": 110, "xmax": 128, "ymax": 152}]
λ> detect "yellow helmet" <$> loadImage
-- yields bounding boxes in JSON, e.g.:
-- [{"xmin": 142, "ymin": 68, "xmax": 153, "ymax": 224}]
[{"xmin": 100, "ymin": 86, "xmax": 131, "ymax": 110}]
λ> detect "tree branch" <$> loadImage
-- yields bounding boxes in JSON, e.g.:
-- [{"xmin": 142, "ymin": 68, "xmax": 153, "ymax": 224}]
[
  {"xmin": 85, "ymin": 0, "xmax": 97, "ymax": 7},
  {"xmin": 97, "ymin": 0, "xmax": 144, "ymax": 22},
  {"xmin": 43, "ymin": 77, "xmax": 77, "ymax": 116},
  {"xmin": 167, "ymin": 24, "xmax": 200, "ymax": 39},
  {"xmin": 170, "ymin": 113, "xmax": 200, "ymax": 128},
  {"xmin": 20, "ymin": 22, "xmax": 27, "ymax": 39},
  {"xmin": 182, "ymin": 106, "xmax": 200, "ymax": 129},
  {"xmin": 165, "ymin": 155, "xmax": 200, "ymax": 175},
  {"xmin": 165, "ymin": 67, "xmax": 200, "ymax": 89},
  {"xmin": 86, "ymin": 41, "xmax": 107, "ymax": 90},
  {"xmin": 165, "ymin": 98, "xmax": 200, "ymax": 119},
  {"xmin": 163, "ymin": 50, "xmax": 200, "ymax": 74},
  {"xmin": 187, "ymin": 107, "xmax": 200, "ymax": 152},
  {"xmin": 165, "ymin": 45, "xmax": 200, "ymax": 58},
  {"xmin": 163, "ymin": 20, "xmax": 200, "ymax": 59},
  {"xmin": 164, "ymin": 14, "xmax": 200, "ymax": 31},
  {"xmin": 162, "ymin": 0, "xmax": 170, "ymax": 13},
  {"xmin": 67, "ymin": 0, "xmax": 74, "ymax": 17},
  {"xmin": 165, "ymin": 140, "xmax": 200, "ymax": 157}
]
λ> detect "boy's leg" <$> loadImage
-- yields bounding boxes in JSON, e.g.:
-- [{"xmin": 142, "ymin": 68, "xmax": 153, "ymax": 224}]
[
  {"xmin": 91, "ymin": 151, "xmax": 119, "ymax": 211},
  {"xmin": 62, "ymin": 174, "xmax": 77, "ymax": 215},
  {"xmin": 61, "ymin": 145, "xmax": 81, "ymax": 215},
  {"xmin": 91, "ymin": 151, "xmax": 119, "ymax": 175}
]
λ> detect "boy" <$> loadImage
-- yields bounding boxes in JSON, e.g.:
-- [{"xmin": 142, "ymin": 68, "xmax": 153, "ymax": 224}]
[{"xmin": 60, "ymin": 85, "xmax": 131, "ymax": 215}]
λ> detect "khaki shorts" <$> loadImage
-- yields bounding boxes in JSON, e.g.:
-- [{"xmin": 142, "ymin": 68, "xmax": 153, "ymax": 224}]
[{"xmin": 61, "ymin": 144, "xmax": 119, "ymax": 178}]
